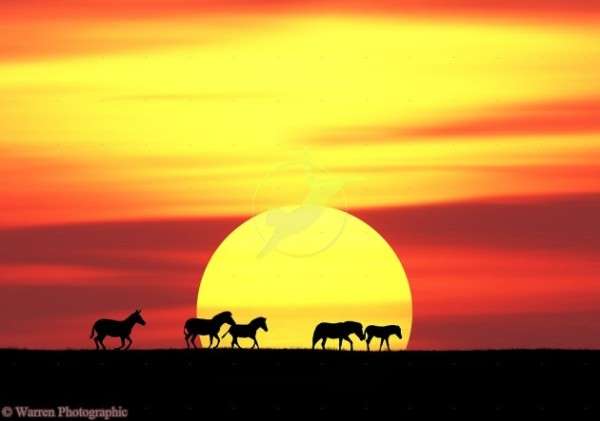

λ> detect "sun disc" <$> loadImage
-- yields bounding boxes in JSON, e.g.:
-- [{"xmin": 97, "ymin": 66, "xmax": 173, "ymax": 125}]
[{"xmin": 197, "ymin": 206, "xmax": 412, "ymax": 350}]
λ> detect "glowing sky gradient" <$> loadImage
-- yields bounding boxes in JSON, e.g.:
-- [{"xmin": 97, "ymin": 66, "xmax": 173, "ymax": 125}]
[{"xmin": 1, "ymin": 0, "xmax": 600, "ymax": 349}]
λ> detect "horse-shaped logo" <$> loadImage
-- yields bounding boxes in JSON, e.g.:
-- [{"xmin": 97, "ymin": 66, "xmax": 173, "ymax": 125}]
[
  {"xmin": 90, "ymin": 309, "xmax": 146, "ymax": 350},
  {"xmin": 184, "ymin": 311, "xmax": 236, "ymax": 349},
  {"xmin": 312, "ymin": 321, "xmax": 364, "ymax": 350},
  {"xmin": 365, "ymin": 324, "xmax": 402, "ymax": 351},
  {"xmin": 222, "ymin": 316, "xmax": 268, "ymax": 349}
]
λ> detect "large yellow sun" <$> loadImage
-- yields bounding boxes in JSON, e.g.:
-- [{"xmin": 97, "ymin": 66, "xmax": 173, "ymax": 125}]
[{"xmin": 196, "ymin": 206, "xmax": 412, "ymax": 350}]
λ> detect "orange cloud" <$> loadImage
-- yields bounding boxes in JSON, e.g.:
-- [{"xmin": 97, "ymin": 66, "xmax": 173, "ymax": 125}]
[
  {"xmin": 3, "ymin": 1, "xmax": 600, "ymax": 61},
  {"xmin": 3, "ymin": 0, "xmax": 600, "ymax": 21},
  {"xmin": 314, "ymin": 97, "xmax": 600, "ymax": 145}
]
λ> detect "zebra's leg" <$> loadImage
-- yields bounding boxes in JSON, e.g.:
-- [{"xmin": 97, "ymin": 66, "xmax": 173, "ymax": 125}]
[
  {"xmin": 124, "ymin": 336, "xmax": 132, "ymax": 350},
  {"xmin": 184, "ymin": 333, "xmax": 190, "ymax": 349},
  {"xmin": 94, "ymin": 337, "xmax": 100, "ymax": 350},
  {"xmin": 346, "ymin": 336, "xmax": 354, "ymax": 351},
  {"xmin": 97, "ymin": 335, "xmax": 106, "ymax": 350},
  {"xmin": 190, "ymin": 334, "xmax": 198, "ymax": 349},
  {"xmin": 208, "ymin": 335, "xmax": 214, "ymax": 348},
  {"xmin": 321, "ymin": 338, "xmax": 327, "ymax": 350},
  {"xmin": 213, "ymin": 335, "xmax": 221, "ymax": 349},
  {"xmin": 253, "ymin": 338, "xmax": 260, "ymax": 349},
  {"xmin": 385, "ymin": 337, "xmax": 391, "ymax": 351},
  {"xmin": 366, "ymin": 335, "xmax": 372, "ymax": 351},
  {"xmin": 338, "ymin": 338, "xmax": 343, "ymax": 350},
  {"xmin": 379, "ymin": 338, "xmax": 384, "ymax": 351},
  {"xmin": 115, "ymin": 337, "xmax": 126, "ymax": 350}
]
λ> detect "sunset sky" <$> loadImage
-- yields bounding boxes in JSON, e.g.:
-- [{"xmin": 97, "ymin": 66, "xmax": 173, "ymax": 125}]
[{"xmin": 2, "ymin": 0, "xmax": 600, "ymax": 349}]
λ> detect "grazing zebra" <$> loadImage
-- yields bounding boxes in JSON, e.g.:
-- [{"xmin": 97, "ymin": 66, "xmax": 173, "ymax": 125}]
[
  {"xmin": 312, "ymin": 321, "xmax": 364, "ymax": 351},
  {"xmin": 365, "ymin": 325, "xmax": 402, "ymax": 351},
  {"xmin": 184, "ymin": 311, "xmax": 235, "ymax": 349},
  {"xmin": 90, "ymin": 309, "xmax": 146, "ymax": 350},
  {"xmin": 222, "ymin": 317, "xmax": 268, "ymax": 349}
]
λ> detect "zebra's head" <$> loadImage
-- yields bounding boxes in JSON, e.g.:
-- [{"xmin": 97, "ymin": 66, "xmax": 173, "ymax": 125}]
[
  {"xmin": 130, "ymin": 309, "xmax": 146, "ymax": 326},
  {"xmin": 347, "ymin": 321, "xmax": 364, "ymax": 340}
]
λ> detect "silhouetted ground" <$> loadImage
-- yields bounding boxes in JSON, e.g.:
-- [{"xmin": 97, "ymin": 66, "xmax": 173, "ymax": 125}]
[{"xmin": 1, "ymin": 349, "xmax": 598, "ymax": 418}]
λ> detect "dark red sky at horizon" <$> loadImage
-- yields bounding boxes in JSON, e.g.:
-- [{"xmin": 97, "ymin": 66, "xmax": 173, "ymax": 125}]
[{"xmin": 2, "ymin": 192, "xmax": 599, "ymax": 349}]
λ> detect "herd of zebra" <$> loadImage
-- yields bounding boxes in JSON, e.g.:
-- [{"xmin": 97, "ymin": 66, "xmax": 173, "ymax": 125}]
[{"xmin": 90, "ymin": 309, "xmax": 403, "ymax": 351}]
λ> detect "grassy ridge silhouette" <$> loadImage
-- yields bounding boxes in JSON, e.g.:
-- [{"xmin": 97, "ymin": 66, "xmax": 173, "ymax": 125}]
[{"xmin": 1, "ymin": 349, "xmax": 596, "ymax": 415}]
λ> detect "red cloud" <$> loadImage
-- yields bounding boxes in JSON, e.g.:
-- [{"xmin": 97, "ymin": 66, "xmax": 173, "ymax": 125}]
[
  {"xmin": 404, "ymin": 98, "xmax": 600, "ymax": 138},
  {"xmin": 355, "ymin": 193, "xmax": 600, "ymax": 254},
  {"xmin": 315, "ymin": 97, "xmax": 600, "ymax": 145},
  {"xmin": 2, "ymin": 193, "xmax": 600, "ymax": 349}
]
